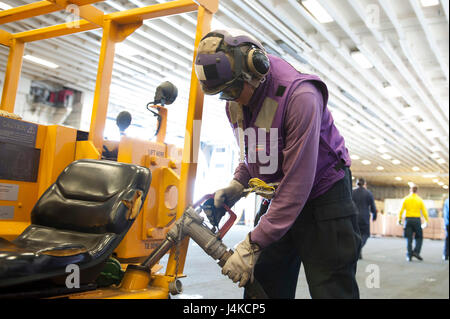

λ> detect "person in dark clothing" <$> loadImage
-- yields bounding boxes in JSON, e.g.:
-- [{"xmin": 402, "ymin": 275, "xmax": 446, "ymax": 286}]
[{"xmin": 352, "ymin": 178, "xmax": 377, "ymax": 259}]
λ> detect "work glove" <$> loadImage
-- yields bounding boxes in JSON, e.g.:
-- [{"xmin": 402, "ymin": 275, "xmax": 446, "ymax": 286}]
[
  {"xmin": 214, "ymin": 179, "xmax": 245, "ymax": 209},
  {"xmin": 397, "ymin": 220, "xmax": 402, "ymax": 226},
  {"xmin": 213, "ymin": 179, "xmax": 245, "ymax": 223},
  {"xmin": 222, "ymin": 233, "xmax": 261, "ymax": 288},
  {"xmin": 421, "ymin": 222, "xmax": 428, "ymax": 229},
  {"xmin": 202, "ymin": 180, "xmax": 244, "ymax": 228}
]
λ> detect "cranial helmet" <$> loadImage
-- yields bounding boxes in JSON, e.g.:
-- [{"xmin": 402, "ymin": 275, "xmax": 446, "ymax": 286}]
[{"xmin": 194, "ymin": 29, "xmax": 270, "ymax": 100}]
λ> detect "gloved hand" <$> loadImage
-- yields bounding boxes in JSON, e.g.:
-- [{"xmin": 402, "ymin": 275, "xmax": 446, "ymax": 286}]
[
  {"xmin": 214, "ymin": 179, "xmax": 245, "ymax": 210},
  {"xmin": 397, "ymin": 220, "xmax": 402, "ymax": 226},
  {"xmin": 421, "ymin": 222, "xmax": 428, "ymax": 229},
  {"xmin": 222, "ymin": 233, "xmax": 261, "ymax": 287}
]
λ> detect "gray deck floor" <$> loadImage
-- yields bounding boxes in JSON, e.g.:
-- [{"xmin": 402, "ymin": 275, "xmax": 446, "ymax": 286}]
[{"xmin": 171, "ymin": 225, "xmax": 449, "ymax": 299}]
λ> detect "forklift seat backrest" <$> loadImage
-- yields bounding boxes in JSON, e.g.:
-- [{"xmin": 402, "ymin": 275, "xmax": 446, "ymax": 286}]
[
  {"xmin": 32, "ymin": 159, "xmax": 151, "ymax": 234},
  {"xmin": 0, "ymin": 159, "xmax": 151, "ymax": 291}
]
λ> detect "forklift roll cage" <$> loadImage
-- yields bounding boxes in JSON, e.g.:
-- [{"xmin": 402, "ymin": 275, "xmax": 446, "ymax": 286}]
[{"xmin": 0, "ymin": 0, "xmax": 218, "ymax": 297}]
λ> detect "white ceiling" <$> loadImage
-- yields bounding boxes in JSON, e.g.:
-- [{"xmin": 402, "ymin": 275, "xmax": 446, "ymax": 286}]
[{"xmin": 0, "ymin": 0, "xmax": 448, "ymax": 189}]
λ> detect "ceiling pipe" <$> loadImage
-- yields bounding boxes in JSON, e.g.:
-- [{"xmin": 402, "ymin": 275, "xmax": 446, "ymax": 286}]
[
  {"xmin": 345, "ymin": 0, "xmax": 449, "ymax": 136},
  {"xmin": 258, "ymin": 0, "xmax": 445, "ymax": 167},
  {"xmin": 441, "ymin": 0, "xmax": 449, "ymax": 23},
  {"xmin": 238, "ymin": 0, "xmax": 314, "ymax": 52},
  {"xmin": 408, "ymin": 0, "xmax": 449, "ymax": 82},
  {"xmin": 270, "ymin": 44, "xmax": 444, "ymax": 173},
  {"xmin": 296, "ymin": 0, "xmax": 449, "ymax": 156},
  {"xmin": 378, "ymin": 0, "xmax": 449, "ymax": 119}
]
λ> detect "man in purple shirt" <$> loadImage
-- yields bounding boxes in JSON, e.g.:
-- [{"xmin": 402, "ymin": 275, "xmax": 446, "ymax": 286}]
[{"xmin": 195, "ymin": 29, "xmax": 361, "ymax": 299}]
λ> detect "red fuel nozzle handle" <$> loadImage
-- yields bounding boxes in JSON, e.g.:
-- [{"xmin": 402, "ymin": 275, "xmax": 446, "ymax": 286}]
[{"xmin": 193, "ymin": 194, "xmax": 237, "ymax": 239}]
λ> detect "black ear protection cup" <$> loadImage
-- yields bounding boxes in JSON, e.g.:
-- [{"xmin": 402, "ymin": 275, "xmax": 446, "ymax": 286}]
[{"xmin": 246, "ymin": 48, "xmax": 270, "ymax": 78}]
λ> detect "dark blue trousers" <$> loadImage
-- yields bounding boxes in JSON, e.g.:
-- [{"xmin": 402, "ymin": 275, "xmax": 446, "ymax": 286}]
[
  {"xmin": 359, "ymin": 223, "xmax": 371, "ymax": 249},
  {"xmin": 245, "ymin": 167, "xmax": 361, "ymax": 299}
]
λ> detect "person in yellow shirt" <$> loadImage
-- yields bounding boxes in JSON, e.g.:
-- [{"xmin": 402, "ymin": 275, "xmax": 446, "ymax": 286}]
[{"xmin": 398, "ymin": 185, "xmax": 429, "ymax": 262}]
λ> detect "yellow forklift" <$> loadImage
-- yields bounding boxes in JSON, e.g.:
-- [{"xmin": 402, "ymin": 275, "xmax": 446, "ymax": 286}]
[{"xmin": 0, "ymin": 0, "xmax": 234, "ymax": 299}]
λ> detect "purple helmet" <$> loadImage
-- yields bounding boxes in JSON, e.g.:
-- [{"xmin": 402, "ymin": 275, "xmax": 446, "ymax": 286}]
[{"xmin": 194, "ymin": 29, "xmax": 268, "ymax": 98}]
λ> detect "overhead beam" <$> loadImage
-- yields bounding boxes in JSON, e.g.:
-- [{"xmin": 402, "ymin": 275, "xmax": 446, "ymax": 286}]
[
  {"xmin": 441, "ymin": 0, "xmax": 449, "ymax": 23},
  {"xmin": 104, "ymin": 0, "xmax": 199, "ymax": 24},
  {"xmin": 77, "ymin": 3, "xmax": 104, "ymax": 26},
  {"xmin": 49, "ymin": 0, "xmax": 105, "ymax": 26},
  {"xmin": 409, "ymin": 0, "xmax": 449, "ymax": 82},
  {"xmin": 0, "ymin": 0, "xmax": 102, "ymax": 25},
  {"xmin": 0, "ymin": 1, "xmax": 60, "ymax": 25},
  {"xmin": 378, "ymin": 0, "xmax": 449, "ymax": 120},
  {"xmin": 13, "ymin": 20, "xmax": 99, "ymax": 42}
]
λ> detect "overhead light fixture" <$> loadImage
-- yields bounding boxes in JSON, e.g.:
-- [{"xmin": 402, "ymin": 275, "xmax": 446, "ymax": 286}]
[
  {"xmin": 377, "ymin": 146, "xmax": 388, "ymax": 153},
  {"xmin": 115, "ymin": 43, "xmax": 140, "ymax": 57},
  {"xmin": 431, "ymin": 153, "xmax": 441, "ymax": 158},
  {"xmin": 376, "ymin": 166, "xmax": 384, "ymax": 171},
  {"xmin": 392, "ymin": 159, "xmax": 401, "ymax": 165},
  {"xmin": 23, "ymin": 55, "xmax": 59, "ymax": 69},
  {"xmin": 302, "ymin": 0, "xmax": 334, "ymax": 23},
  {"xmin": 0, "ymin": 2, "xmax": 12, "ymax": 10},
  {"xmin": 350, "ymin": 154, "xmax": 360, "ymax": 160},
  {"xmin": 350, "ymin": 50, "xmax": 373, "ymax": 69},
  {"xmin": 433, "ymin": 179, "xmax": 439, "ymax": 183},
  {"xmin": 437, "ymin": 158, "xmax": 446, "ymax": 164},
  {"xmin": 430, "ymin": 145, "xmax": 441, "ymax": 152},
  {"xmin": 395, "ymin": 177, "xmax": 402, "ymax": 181},
  {"xmin": 361, "ymin": 160, "xmax": 371, "ymax": 165},
  {"xmin": 351, "ymin": 124, "xmax": 365, "ymax": 133},
  {"xmin": 383, "ymin": 84, "xmax": 402, "ymax": 98},
  {"xmin": 421, "ymin": 0, "xmax": 440, "ymax": 7},
  {"xmin": 407, "ymin": 182, "xmax": 415, "ymax": 188},
  {"xmin": 443, "ymin": 185, "xmax": 449, "ymax": 190},
  {"xmin": 381, "ymin": 154, "xmax": 392, "ymax": 160},
  {"xmin": 373, "ymin": 138, "xmax": 386, "ymax": 145},
  {"xmin": 412, "ymin": 166, "xmax": 420, "ymax": 171},
  {"xmin": 211, "ymin": 17, "xmax": 228, "ymax": 30},
  {"xmin": 438, "ymin": 182, "xmax": 444, "ymax": 186},
  {"xmin": 425, "ymin": 130, "xmax": 440, "ymax": 139}
]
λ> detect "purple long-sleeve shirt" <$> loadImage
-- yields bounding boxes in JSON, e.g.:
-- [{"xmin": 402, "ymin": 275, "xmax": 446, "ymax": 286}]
[{"xmin": 234, "ymin": 82, "xmax": 324, "ymax": 248}]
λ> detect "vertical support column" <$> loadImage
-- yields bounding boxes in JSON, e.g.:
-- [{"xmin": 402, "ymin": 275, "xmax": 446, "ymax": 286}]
[
  {"xmin": 0, "ymin": 39, "xmax": 25, "ymax": 113},
  {"xmin": 165, "ymin": 5, "xmax": 213, "ymax": 277},
  {"xmin": 88, "ymin": 19, "xmax": 118, "ymax": 152}
]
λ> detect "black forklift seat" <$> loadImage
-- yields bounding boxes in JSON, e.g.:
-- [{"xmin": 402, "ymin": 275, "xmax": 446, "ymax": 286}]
[{"xmin": 0, "ymin": 159, "xmax": 151, "ymax": 289}]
